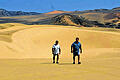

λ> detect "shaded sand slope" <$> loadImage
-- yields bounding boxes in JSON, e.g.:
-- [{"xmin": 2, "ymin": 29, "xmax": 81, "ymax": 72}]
[{"xmin": 0, "ymin": 25, "xmax": 120, "ymax": 58}]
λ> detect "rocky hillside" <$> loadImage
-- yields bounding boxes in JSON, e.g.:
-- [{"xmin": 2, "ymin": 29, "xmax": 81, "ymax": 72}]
[
  {"xmin": 0, "ymin": 7, "xmax": 120, "ymax": 28},
  {"xmin": 50, "ymin": 14, "xmax": 104, "ymax": 27},
  {"xmin": 0, "ymin": 8, "xmax": 41, "ymax": 16}
]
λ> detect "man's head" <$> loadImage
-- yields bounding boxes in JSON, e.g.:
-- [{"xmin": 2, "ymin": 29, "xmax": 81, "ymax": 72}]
[
  {"xmin": 55, "ymin": 40, "xmax": 59, "ymax": 45},
  {"xmin": 76, "ymin": 37, "xmax": 79, "ymax": 42}
]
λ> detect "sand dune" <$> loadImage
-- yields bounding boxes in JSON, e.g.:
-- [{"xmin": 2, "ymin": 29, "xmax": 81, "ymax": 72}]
[
  {"xmin": 0, "ymin": 25, "xmax": 120, "ymax": 59},
  {"xmin": 0, "ymin": 24, "xmax": 120, "ymax": 80}
]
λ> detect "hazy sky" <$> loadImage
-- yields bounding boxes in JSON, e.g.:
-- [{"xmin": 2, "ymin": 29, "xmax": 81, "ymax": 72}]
[{"xmin": 0, "ymin": 0, "xmax": 120, "ymax": 13}]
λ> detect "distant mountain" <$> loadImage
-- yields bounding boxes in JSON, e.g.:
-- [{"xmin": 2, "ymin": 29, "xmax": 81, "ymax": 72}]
[
  {"xmin": 0, "ymin": 7, "xmax": 120, "ymax": 28},
  {"xmin": 0, "ymin": 8, "xmax": 41, "ymax": 16},
  {"xmin": 112, "ymin": 7, "xmax": 120, "ymax": 11},
  {"xmin": 45, "ymin": 10, "xmax": 71, "ymax": 14},
  {"xmin": 71, "ymin": 7, "xmax": 120, "ymax": 14}
]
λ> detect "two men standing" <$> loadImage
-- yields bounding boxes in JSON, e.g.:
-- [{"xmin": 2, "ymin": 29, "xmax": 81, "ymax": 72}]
[{"xmin": 52, "ymin": 37, "xmax": 82, "ymax": 64}]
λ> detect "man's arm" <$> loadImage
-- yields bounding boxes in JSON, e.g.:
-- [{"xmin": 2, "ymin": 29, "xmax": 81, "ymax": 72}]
[
  {"xmin": 52, "ymin": 48, "xmax": 55, "ymax": 54},
  {"xmin": 80, "ymin": 45, "xmax": 82, "ymax": 53},
  {"xmin": 71, "ymin": 45, "xmax": 73, "ymax": 53},
  {"xmin": 59, "ymin": 48, "xmax": 61, "ymax": 54}
]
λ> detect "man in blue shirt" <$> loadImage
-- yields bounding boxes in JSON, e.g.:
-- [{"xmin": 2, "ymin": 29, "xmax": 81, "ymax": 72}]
[{"xmin": 71, "ymin": 37, "xmax": 82, "ymax": 64}]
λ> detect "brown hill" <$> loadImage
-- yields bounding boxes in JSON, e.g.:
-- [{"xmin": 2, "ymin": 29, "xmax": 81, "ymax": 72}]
[
  {"xmin": 0, "ymin": 7, "xmax": 120, "ymax": 28},
  {"xmin": 51, "ymin": 14, "xmax": 104, "ymax": 27},
  {"xmin": 104, "ymin": 13, "xmax": 120, "ymax": 20},
  {"xmin": 112, "ymin": 7, "xmax": 120, "ymax": 11},
  {"xmin": 45, "ymin": 10, "xmax": 71, "ymax": 14}
]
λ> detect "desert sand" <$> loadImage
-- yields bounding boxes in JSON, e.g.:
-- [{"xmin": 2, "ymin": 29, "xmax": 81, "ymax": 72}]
[{"xmin": 0, "ymin": 24, "xmax": 120, "ymax": 80}]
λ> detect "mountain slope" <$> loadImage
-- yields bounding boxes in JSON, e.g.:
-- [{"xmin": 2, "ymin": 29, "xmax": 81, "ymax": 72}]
[
  {"xmin": 0, "ymin": 8, "xmax": 41, "ymax": 16},
  {"xmin": 0, "ymin": 7, "xmax": 120, "ymax": 28},
  {"xmin": 45, "ymin": 10, "xmax": 71, "ymax": 14},
  {"xmin": 50, "ymin": 14, "xmax": 104, "ymax": 27}
]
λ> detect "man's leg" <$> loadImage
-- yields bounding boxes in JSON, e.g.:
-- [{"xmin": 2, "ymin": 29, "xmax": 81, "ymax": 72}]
[
  {"xmin": 56, "ymin": 54, "xmax": 59, "ymax": 64},
  {"xmin": 78, "ymin": 55, "xmax": 81, "ymax": 64},
  {"xmin": 73, "ymin": 54, "xmax": 75, "ymax": 64},
  {"xmin": 53, "ymin": 54, "xmax": 55, "ymax": 63}
]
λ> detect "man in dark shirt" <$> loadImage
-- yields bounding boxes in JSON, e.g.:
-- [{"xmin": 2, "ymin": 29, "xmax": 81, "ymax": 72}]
[{"xmin": 71, "ymin": 37, "xmax": 82, "ymax": 64}]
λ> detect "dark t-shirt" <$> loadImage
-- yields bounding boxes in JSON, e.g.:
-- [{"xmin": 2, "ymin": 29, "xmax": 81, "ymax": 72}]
[{"xmin": 71, "ymin": 41, "xmax": 81, "ymax": 54}]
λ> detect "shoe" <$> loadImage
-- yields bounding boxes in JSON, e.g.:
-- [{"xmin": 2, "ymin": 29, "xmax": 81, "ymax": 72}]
[
  {"xmin": 53, "ymin": 61, "xmax": 55, "ymax": 64},
  {"xmin": 78, "ymin": 62, "xmax": 81, "ymax": 64},
  {"xmin": 73, "ymin": 62, "xmax": 75, "ymax": 64},
  {"xmin": 56, "ymin": 62, "xmax": 59, "ymax": 64}
]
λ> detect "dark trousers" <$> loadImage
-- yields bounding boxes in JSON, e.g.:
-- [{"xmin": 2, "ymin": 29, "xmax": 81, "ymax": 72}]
[
  {"xmin": 73, "ymin": 53, "xmax": 80, "ymax": 63},
  {"xmin": 53, "ymin": 54, "xmax": 59, "ymax": 62}
]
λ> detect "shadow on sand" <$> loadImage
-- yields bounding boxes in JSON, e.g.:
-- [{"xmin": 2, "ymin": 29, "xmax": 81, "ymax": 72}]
[
  {"xmin": 41, "ymin": 62, "xmax": 73, "ymax": 65},
  {"xmin": 40, "ymin": 63, "xmax": 53, "ymax": 64},
  {"xmin": 59, "ymin": 63, "xmax": 73, "ymax": 65}
]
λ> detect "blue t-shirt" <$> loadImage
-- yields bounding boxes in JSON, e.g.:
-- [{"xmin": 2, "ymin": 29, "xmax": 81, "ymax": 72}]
[{"xmin": 71, "ymin": 41, "xmax": 81, "ymax": 54}]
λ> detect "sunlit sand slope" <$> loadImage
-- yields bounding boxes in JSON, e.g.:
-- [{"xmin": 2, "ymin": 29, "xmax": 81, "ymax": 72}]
[
  {"xmin": 0, "ymin": 25, "xmax": 120, "ymax": 59},
  {"xmin": 0, "ymin": 24, "xmax": 120, "ymax": 80}
]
